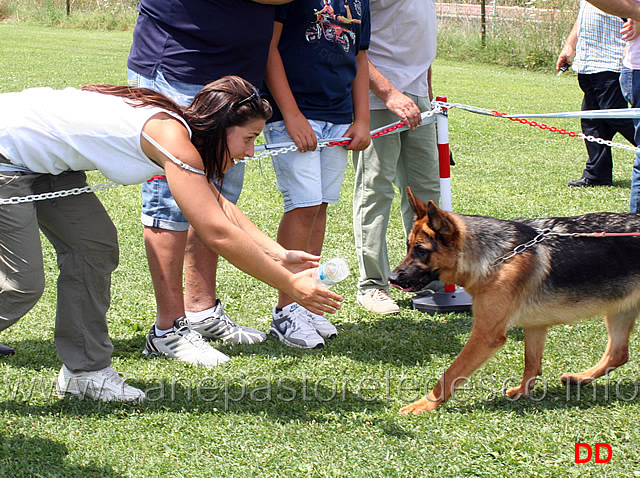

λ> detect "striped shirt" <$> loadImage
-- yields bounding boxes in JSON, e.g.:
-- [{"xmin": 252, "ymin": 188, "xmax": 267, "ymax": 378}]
[{"xmin": 573, "ymin": 0, "xmax": 626, "ymax": 74}]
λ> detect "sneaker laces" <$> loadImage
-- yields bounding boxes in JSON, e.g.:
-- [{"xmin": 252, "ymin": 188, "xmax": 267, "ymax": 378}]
[
  {"xmin": 370, "ymin": 289, "xmax": 393, "ymax": 302},
  {"xmin": 215, "ymin": 309, "xmax": 240, "ymax": 329},
  {"xmin": 96, "ymin": 366, "xmax": 127, "ymax": 386},
  {"xmin": 279, "ymin": 306, "xmax": 313, "ymax": 334},
  {"xmin": 302, "ymin": 308, "xmax": 325, "ymax": 321},
  {"xmin": 175, "ymin": 320, "xmax": 211, "ymax": 352}
]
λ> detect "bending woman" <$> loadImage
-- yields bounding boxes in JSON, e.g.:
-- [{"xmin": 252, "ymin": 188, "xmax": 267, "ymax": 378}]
[{"xmin": 0, "ymin": 75, "xmax": 342, "ymax": 402}]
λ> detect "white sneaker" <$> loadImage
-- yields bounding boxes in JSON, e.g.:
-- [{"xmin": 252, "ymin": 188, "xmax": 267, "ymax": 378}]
[
  {"xmin": 357, "ymin": 288, "xmax": 400, "ymax": 315},
  {"xmin": 190, "ymin": 300, "xmax": 267, "ymax": 345},
  {"xmin": 56, "ymin": 364, "xmax": 146, "ymax": 402},
  {"xmin": 301, "ymin": 307, "xmax": 338, "ymax": 339},
  {"xmin": 269, "ymin": 303, "xmax": 325, "ymax": 349},
  {"xmin": 143, "ymin": 317, "xmax": 231, "ymax": 367}
]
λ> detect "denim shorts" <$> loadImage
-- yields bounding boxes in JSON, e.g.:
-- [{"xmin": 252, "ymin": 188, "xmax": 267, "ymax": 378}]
[
  {"xmin": 264, "ymin": 119, "xmax": 350, "ymax": 212},
  {"xmin": 128, "ymin": 67, "xmax": 245, "ymax": 231}
]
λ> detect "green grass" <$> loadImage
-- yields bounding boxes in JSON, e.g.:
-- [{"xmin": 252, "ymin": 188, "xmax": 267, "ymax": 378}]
[{"xmin": 2, "ymin": 23, "xmax": 640, "ymax": 477}]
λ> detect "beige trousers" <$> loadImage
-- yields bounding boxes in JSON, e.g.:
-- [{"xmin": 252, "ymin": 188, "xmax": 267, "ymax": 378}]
[{"xmin": 352, "ymin": 94, "xmax": 440, "ymax": 292}]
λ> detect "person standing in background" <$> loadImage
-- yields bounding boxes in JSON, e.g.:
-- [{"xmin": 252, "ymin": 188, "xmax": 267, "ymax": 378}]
[
  {"xmin": 261, "ymin": 0, "xmax": 371, "ymax": 348},
  {"xmin": 352, "ymin": 0, "xmax": 440, "ymax": 315},
  {"xmin": 558, "ymin": 0, "xmax": 635, "ymax": 188}
]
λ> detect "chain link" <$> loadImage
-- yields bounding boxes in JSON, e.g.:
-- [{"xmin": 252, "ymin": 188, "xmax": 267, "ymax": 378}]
[
  {"xmin": 489, "ymin": 227, "xmax": 640, "ymax": 269},
  {"xmin": 435, "ymin": 100, "xmax": 640, "ymax": 154},
  {"xmin": 0, "ymin": 181, "xmax": 119, "ymax": 206},
  {"xmin": 240, "ymin": 107, "xmax": 442, "ymax": 164},
  {"xmin": 6, "ymin": 100, "xmax": 633, "ymax": 205},
  {"xmin": 490, "ymin": 228, "xmax": 552, "ymax": 269},
  {"xmin": 579, "ymin": 133, "xmax": 640, "ymax": 153}
]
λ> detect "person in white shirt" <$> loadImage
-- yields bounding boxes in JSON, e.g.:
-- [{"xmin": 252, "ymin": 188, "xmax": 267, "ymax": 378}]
[{"xmin": 0, "ymin": 75, "xmax": 342, "ymax": 401}]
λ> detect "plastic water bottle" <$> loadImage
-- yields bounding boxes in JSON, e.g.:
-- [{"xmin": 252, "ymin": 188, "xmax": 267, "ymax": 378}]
[{"xmin": 314, "ymin": 257, "xmax": 350, "ymax": 287}]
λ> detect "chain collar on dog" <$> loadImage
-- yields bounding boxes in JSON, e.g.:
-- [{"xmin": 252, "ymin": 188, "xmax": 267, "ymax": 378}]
[
  {"xmin": 490, "ymin": 229, "xmax": 552, "ymax": 269},
  {"xmin": 491, "ymin": 228, "xmax": 640, "ymax": 269}
]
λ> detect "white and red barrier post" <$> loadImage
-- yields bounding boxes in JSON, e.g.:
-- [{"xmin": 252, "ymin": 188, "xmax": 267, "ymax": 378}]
[
  {"xmin": 436, "ymin": 96, "xmax": 453, "ymax": 215},
  {"xmin": 436, "ymin": 96, "xmax": 455, "ymax": 295}
]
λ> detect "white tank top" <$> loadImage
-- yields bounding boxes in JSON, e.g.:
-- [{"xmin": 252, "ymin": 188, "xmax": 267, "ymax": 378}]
[{"xmin": 0, "ymin": 87, "xmax": 191, "ymax": 184}]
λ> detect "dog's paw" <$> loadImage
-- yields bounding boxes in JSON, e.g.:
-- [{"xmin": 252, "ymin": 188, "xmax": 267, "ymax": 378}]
[
  {"xmin": 505, "ymin": 386, "xmax": 528, "ymax": 399},
  {"xmin": 399, "ymin": 398, "xmax": 439, "ymax": 415},
  {"xmin": 399, "ymin": 404, "xmax": 423, "ymax": 415},
  {"xmin": 560, "ymin": 372, "xmax": 594, "ymax": 386}
]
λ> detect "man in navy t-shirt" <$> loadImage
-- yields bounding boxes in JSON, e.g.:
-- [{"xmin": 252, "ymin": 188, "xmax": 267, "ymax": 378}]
[{"xmin": 128, "ymin": 0, "xmax": 274, "ymax": 87}]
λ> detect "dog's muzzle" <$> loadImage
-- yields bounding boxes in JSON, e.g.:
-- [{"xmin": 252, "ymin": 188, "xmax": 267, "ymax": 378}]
[{"xmin": 389, "ymin": 265, "xmax": 438, "ymax": 292}]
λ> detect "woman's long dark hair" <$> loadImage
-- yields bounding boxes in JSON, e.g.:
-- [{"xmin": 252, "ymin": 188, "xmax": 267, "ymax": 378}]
[{"xmin": 82, "ymin": 75, "xmax": 272, "ymax": 182}]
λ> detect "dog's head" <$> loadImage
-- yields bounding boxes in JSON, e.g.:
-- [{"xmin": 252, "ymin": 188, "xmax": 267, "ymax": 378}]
[{"xmin": 389, "ymin": 188, "xmax": 461, "ymax": 292}]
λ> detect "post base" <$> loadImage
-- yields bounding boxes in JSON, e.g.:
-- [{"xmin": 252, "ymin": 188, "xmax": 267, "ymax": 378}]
[{"xmin": 411, "ymin": 286, "xmax": 472, "ymax": 315}]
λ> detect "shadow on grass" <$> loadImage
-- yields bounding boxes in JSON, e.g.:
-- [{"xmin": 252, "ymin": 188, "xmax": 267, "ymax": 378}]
[
  {"xmin": 0, "ymin": 309, "xmax": 547, "ymax": 434},
  {"xmin": 0, "ymin": 336, "xmax": 147, "ymax": 371},
  {"xmin": 435, "ymin": 379, "xmax": 640, "ymax": 416},
  {"xmin": 4, "ymin": 370, "xmax": 639, "ymax": 421},
  {"xmin": 0, "ymin": 375, "xmax": 405, "ymax": 430},
  {"xmin": 221, "ymin": 311, "xmax": 480, "ymax": 367},
  {"xmin": 614, "ymin": 179, "xmax": 631, "ymax": 189},
  {"xmin": 0, "ymin": 432, "xmax": 124, "ymax": 477},
  {"xmin": 2, "ymin": 310, "xmax": 480, "ymax": 370}
]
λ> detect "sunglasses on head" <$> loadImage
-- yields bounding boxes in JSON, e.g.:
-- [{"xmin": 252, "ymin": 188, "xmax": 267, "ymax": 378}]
[{"xmin": 234, "ymin": 87, "xmax": 260, "ymax": 108}]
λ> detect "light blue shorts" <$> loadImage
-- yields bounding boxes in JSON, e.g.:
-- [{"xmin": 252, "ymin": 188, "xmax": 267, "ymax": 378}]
[
  {"xmin": 264, "ymin": 119, "xmax": 350, "ymax": 213},
  {"xmin": 128, "ymin": 67, "xmax": 245, "ymax": 231}
]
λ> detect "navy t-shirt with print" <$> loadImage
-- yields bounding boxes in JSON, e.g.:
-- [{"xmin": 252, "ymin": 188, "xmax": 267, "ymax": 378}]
[
  {"xmin": 127, "ymin": 0, "xmax": 274, "ymax": 87},
  {"xmin": 263, "ymin": 0, "xmax": 370, "ymax": 124}
]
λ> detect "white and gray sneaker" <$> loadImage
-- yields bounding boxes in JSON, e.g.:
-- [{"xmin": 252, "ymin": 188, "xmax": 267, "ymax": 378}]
[
  {"xmin": 269, "ymin": 303, "xmax": 325, "ymax": 349},
  {"xmin": 56, "ymin": 364, "xmax": 146, "ymax": 402},
  {"xmin": 143, "ymin": 317, "xmax": 231, "ymax": 367},
  {"xmin": 301, "ymin": 308, "xmax": 338, "ymax": 339},
  {"xmin": 190, "ymin": 300, "xmax": 267, "ymax": 345}
]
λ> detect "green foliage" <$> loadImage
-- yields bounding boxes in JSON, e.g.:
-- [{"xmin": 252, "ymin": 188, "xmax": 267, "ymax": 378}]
[
  {"xmin": 1, "ymin": 0, "xmax": 138, "ymax": 30},
  {"xmin": 437, "ymin": 2, "xmax": 576, "ymax": 71},
  {"xmin": 1, "ymin": 23, "xmax": 639, "ymax": 477}
]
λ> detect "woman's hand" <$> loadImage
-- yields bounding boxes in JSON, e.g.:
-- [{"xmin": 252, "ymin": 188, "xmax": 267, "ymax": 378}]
[
  {"xmin": 279, "ymin": 250, "xmax": 321, "ymax": 274},
  {"xmin": 287, "ymin": 269, "xmax": 343, "ymax": 316}
]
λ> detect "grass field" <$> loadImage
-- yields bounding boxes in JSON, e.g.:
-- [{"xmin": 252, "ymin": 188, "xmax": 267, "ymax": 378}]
[{"xmin": 2, "ymin": 23, "xmax": 640, "ymax": 477}]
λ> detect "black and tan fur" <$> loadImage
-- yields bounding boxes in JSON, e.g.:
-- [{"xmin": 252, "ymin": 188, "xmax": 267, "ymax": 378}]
[{"xmin": 389, "ymin": 187, "xmax": 640, "ymax": 414}]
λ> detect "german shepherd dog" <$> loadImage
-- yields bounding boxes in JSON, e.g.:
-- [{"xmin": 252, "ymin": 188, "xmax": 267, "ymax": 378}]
[{"xmin": 389, "ymin": 188, "xmax": 640, "ymax": 414}]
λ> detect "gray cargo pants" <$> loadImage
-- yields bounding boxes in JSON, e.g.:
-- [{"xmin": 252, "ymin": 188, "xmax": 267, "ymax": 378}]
[{"xmin": 0, "ymin": 167, "xmax": 118, "ymax": 372}]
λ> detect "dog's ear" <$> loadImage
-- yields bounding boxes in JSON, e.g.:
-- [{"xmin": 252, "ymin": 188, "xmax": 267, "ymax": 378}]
[
  {"xmin": 407, "ymin": 187, "xmax": 428, "ymax": 220},
  {"xmin": 426, "ymin": 201, "xmax": 457, "ymax": 242}
]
